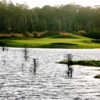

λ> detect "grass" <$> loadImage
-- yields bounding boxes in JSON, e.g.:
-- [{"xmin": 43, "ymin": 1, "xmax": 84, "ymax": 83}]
[
  {"xmin": 0, "ymin": 33, "xmax": 100, "ymax": 48},
  {"xmin": 58, "ymin": 60, "xmax": 100, "ymax": 67}
]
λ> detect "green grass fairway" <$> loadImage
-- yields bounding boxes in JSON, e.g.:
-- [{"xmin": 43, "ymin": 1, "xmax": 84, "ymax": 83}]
[{"xmin": 0, "ymin": 34, "xmax": 100, "ymax": 48}]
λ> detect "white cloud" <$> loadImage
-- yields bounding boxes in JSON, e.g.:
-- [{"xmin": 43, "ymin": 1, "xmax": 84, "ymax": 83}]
[{"xmin": 5, "ymin": 0, "xmax": 100, "ymax": 8}]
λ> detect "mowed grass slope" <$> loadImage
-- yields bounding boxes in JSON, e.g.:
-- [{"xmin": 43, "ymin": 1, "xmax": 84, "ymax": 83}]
[{"xmin": 0, "ymin": 33, "xmax": 100, "ymax": 48}]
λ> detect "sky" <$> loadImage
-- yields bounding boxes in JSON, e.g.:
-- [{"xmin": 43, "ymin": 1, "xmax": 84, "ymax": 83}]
[{"xmin": 4, "ymin": 0, "xmax": 100, "ymax": 8}]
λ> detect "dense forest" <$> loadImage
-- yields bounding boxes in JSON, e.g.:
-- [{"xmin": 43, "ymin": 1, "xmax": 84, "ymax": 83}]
[{"xmin": 0, "ymin": 0, "xmax": 100, "ymax": 37}]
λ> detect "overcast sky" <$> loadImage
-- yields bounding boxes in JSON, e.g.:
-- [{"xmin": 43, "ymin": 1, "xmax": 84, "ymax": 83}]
[{"xmin": 4, "ymin": 0, "xmax": 100, "ymax": 8}]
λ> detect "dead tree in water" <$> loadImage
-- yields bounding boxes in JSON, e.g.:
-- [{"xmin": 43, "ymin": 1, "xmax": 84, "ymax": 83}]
[
  {"xmin": 24, "ymin": 47, "xmax": 28, "ymax": 61},
  {"xmin": 2, "ymin": 47, "xmax": 8, "ymax": 52},
  {"xmin": 33, "ymin": 58, "xmax": 38, "ymax": 75},
  {"xmin": 67, "ymin": 54, "xmax": 73, "ymax": 78},
  {"xmin": 2, "ymin": 47, "xmax": 5, "ymax": 52}
]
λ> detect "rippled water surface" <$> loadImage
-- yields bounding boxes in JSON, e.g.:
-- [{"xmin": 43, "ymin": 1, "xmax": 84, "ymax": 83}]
[{"xmin": 0, "ymin": 48, "xmax": 100, "ymax": 100}]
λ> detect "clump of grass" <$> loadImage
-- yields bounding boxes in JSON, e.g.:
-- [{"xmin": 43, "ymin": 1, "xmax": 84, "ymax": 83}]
[
  {"xmin": 94, "ymin": 74, "xmax": 100, "ymax": 79},
  {"xmin": 59, "ymin": 60, "xmax": 100, "ymax": 67}
]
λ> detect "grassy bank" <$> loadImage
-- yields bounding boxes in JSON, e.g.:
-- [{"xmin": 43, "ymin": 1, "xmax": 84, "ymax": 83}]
[
  {"xmin": 59, "ymin": 60, "xmax": 100, "ymax": 79},
  {"xmin": 58, "ymin": 60, "xmax": 100, "ymax": 67},
  {"xmin": 0, "ymin": 33, "xmax": 100, "ymax": 48}
]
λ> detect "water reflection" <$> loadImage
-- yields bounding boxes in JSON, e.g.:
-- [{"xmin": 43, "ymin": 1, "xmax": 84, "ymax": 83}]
[
  {"xmin": 0, "ymin": 48, "xmax": 100, "ymax": 100},
  {"xmin": 33, "ymin": 58, "xmax": 38, "ymax": 75}
]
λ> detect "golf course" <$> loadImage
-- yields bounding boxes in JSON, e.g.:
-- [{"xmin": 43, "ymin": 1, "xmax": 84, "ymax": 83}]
[{"xmin": 0, "ymin": 33, "xmax": 100, "ymax": 48}]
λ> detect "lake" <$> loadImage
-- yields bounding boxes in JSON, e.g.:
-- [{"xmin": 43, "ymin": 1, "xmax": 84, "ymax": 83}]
[{"xmin": 0, "ymin": 47, "xmax": 100, "ymax": 100}]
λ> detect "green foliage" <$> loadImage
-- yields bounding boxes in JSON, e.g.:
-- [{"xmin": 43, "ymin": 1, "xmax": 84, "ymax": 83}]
[
  {"xmin": 41, "ymin": 31, "xmax": 60, "ymax": 37},
  {"xmin": 33, "ymin": 32, "xmax": 38, "ymax": 38},
  {"xmin": 0, "ymin": 1, "xmax": 100, "ymax": 35},
  {"xmin": 24, "ymin": 32, "xmax": 30, "ymax": 37}
]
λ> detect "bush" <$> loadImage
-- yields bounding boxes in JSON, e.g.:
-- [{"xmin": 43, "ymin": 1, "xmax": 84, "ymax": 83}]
[
  {"xmin": 33, "ymin": 32, "xmax": 38, "ymax": 38},
  {"xmin": 23, "ymin": 32, "xmax": 29, "ymax": 37},
  {"xmin": 24, "ymin": 32, "xmax": 33, "ymax": 37},
  {"xmin": 41, "ymin": 31, "xmax": 60, "ymax": 37},
  {"xmin": 76, "ymin": 30, "xmax": 87, "ymax": 35}
]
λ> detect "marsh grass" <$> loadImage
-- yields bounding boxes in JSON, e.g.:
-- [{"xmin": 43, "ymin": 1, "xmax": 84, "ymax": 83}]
[{"xmin": 59, "ymin": 60, "xmax": 100, "ymax": 67}]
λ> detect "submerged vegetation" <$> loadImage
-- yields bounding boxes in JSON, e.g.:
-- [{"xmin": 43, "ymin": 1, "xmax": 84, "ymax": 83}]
[{"xmin": 59, "ymin": 60, "xmax": 100, "ymax": 67}]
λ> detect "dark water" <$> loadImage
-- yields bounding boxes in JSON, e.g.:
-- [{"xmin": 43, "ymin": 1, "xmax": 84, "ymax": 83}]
[{"xmin": 0, "ymin": 48, "xmax": 100, "ymax": 100}]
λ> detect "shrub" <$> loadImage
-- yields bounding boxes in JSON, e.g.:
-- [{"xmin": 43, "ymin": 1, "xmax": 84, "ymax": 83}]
[
  {"xmin": 33, "ymin": 32, "xmax": 38, "ymax": 38},
  {"xmin": 41, "ymin": 31, "xmax": 60, "ymax": 37},
  {"xmin": 24, "ymin": 32, "xmax": 33, "ymax": 37},
  {"xmin": 23, "ymin": 32, "xmax": 29, "ymax": 37},
  {"xmin": 76, "ymin": 30, "xmax": 87, "ymax": 35}
]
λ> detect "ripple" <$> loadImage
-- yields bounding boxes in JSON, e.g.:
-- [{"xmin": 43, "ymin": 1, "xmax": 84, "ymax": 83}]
[{"xmin": 0, "ymin": 48, "xmax": 100, "ymax": 100}]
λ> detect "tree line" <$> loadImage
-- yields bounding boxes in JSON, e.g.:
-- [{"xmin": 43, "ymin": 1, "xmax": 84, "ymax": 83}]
[{"xmin": 0, "ymin": 0, "xmax": 100, "ymax": 35}]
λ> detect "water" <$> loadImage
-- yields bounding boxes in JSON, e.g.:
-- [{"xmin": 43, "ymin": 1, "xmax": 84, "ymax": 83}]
[{"xmin": 0, "ymin": 47, "xmax": 100, "ymax": 100}]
